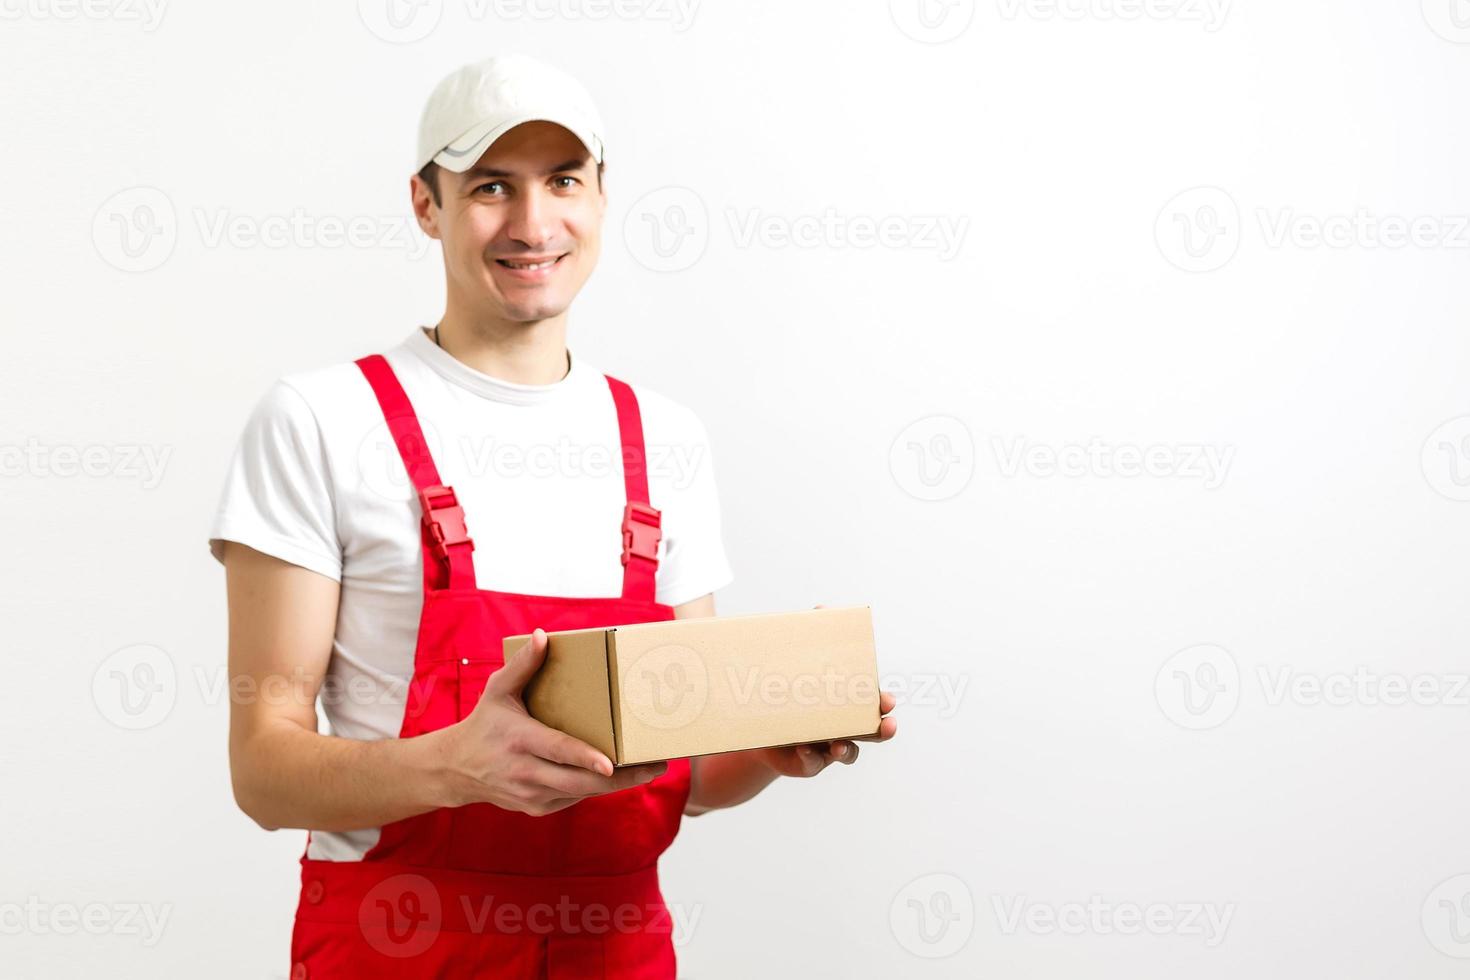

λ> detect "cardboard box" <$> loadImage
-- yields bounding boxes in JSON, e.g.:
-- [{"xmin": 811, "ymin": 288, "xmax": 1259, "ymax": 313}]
[{"xmin": 503, "ymin": 605, "xmax": 881, "ymax": 765}]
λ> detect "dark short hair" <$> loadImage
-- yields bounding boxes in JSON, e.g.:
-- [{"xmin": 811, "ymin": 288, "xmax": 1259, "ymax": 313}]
[{"xmin": 416, "ymin": 158, "xmax": 604, "ymax": 209}]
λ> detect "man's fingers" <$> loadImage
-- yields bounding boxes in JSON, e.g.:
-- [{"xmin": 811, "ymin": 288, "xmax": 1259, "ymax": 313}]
[
  {"xmin": 513, "ymin": 719, "xmax": 617, "ymax": 777},
  {"xmin": 854, "ymin": 716, "xmax": 898, "ymax": 742},
  {"xmin": 851, "ymin": 689, "xmax": 898, "ymax": 742},
  {"xmin": 617, "ymin": 762, "xmax": 670, "ymax": 783},
  {"xmin": 795, "ymin": 744, "xmax": 828, "ymax": 776},
  {"xmin": 537, "ymin": 797, "xmax": 582, "ymax": 816},
  {"xmin": 523, "ymin": 757, "xmax": 669, "ymax": 799},
  {"xmin": 484, "ymin": 629, "xmax": 548, "ymax": 700}
]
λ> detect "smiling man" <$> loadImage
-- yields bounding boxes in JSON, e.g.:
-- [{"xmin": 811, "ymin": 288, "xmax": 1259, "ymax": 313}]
[{"xmin": 210, "ymin": 54, "xmax": 896, "ymax": 979}]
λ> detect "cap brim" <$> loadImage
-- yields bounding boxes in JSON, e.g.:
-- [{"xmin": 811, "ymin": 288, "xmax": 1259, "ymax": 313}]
[{"xmin": 430, "ymin": 112, "xmax": 604, "ymax": 173}]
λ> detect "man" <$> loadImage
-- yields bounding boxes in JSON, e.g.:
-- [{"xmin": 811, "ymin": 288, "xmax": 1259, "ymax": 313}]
[{"xmin": 210, "ymin": 53, "xmax": 897, "ymax": 978}]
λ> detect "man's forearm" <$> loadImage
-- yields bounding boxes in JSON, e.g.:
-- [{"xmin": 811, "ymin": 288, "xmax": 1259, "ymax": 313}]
[
  {"xmin": 233, "ymin": 721, "xmax": 457, "ymax": 833},
  {"xmin": 684, "ymin": 750, "xmax": 779, "ymax": 816}
]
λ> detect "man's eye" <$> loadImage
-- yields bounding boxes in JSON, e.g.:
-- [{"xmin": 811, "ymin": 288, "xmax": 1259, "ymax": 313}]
[
  {"xmin": 552, "ymin": 176, "xmax": 579, "ymax": 189},
  {"xmin": 476, "ymin": 182, "xmax": 505, "ymax": 194}
]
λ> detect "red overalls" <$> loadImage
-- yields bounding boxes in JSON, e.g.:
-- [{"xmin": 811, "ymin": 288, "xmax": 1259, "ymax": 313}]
[{"xmin": 288, "ymin": 354, "xmax": 690, "ymax": 979}]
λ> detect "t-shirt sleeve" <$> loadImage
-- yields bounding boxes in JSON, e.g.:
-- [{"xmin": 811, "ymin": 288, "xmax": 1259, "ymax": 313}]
[
  {"xmin": 653, "ymin": 409, "xmax": 735, "ymax": 608},
  {"xmin": 207, "ymin": 380, "xmax": 343, "ymax": 581}
]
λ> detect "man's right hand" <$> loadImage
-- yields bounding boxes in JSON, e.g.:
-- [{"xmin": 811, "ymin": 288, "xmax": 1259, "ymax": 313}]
[{"xmin": 433, "ymin": 628, "xmax": 668, "ymax": 816}]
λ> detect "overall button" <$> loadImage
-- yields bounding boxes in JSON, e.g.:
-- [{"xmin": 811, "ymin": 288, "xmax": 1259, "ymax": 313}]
[
  {"xmin": 290, "ymin": 964, "xmax": 308, "ymax": 980},
  {"xmin": 304, "ymin": 880, "xmax": 324, "ymax": 904}
]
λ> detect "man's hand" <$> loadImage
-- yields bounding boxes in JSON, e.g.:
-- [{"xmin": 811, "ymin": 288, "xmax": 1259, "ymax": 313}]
[
  {"xmin": 683, "ymin": 600, "xmax": 899, "ymax": 813},
  {"xmin": 753, "ymin": 689, "xmax": 899, "ymax": 777},
  {"xmin": 754, "ymin": 601, "xmax": 898, "ymax": 778},
  {"xmin": 433, "ymin": 628, "xmax": 668, "ymax": 816}
]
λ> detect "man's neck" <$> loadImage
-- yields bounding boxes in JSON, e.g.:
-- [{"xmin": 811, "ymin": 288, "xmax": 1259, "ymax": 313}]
[{"xmin": 432, "ymin": 308, "xmax": 571, "ymax": 385}]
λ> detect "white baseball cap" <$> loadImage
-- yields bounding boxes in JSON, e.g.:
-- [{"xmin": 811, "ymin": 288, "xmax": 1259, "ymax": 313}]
[{"xmin": 415, "ymin": 54, "xmax": 605, "ymax": 175}]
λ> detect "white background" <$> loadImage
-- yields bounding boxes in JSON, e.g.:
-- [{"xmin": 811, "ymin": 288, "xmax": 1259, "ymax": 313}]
[{"xmin": 3, "ymin": 1, "xmax": 1470, "ymax": 977}]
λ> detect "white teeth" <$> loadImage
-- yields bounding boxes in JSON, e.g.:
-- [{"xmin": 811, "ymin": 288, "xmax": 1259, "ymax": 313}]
[{"xmin": 501, "ymin": 258, "xmax": 558, "ymax": 270}]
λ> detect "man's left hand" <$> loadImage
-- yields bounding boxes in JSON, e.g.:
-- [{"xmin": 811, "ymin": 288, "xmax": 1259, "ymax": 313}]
[{"xmin": 755, "ymin": 689, "xmax": 898, "ymax": 778}]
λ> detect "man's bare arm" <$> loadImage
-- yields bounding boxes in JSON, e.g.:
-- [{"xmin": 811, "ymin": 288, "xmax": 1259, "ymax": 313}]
[
  {"xmin": 670, "ymin": 593, "xmax": 776, "ymax": 814},
  {"xmin": 224, "ymin": 542, "xmax": 665, "ymax": 833}
]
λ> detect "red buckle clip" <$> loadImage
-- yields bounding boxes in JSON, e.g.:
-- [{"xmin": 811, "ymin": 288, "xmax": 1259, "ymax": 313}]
[
  {"xmin": 621, "ymin": 501, "xmax": 662, "ymax": 566},
  {"xmin": 418, "ymin": 484, "xmax": 473, "ymax": 554}
]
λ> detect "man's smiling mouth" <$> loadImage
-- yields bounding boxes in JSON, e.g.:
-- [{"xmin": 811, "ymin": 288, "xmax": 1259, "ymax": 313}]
[{"xmin": 495, "ymin": 255, "xmax": 567, "ymax": 270}]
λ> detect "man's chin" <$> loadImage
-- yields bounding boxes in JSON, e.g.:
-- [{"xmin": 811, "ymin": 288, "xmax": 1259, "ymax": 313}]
[
  {"xmin": 475, "ymin": 274, "xmax": 566, "ymax": 320},
  {"xmin": 496, "ymin": 297, "xmax": 568, "ymax": 323}
]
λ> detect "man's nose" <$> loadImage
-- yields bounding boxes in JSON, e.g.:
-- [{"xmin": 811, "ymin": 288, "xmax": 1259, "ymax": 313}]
[{"xmin": 505, "ymin": 187, "xmax": 554, "ymax": 249}]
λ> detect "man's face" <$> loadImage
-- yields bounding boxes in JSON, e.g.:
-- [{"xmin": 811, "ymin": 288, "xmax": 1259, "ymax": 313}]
[{"xmin": 414, "ymin": 121, "xmax": 605, "ymax": 323}]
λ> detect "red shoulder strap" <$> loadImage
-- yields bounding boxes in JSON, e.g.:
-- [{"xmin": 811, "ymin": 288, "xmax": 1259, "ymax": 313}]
[
  {"xmin": 356, "ymin": 354, "xmax": 476, "ymax": 592},
  {"xmin": 605, "ymin": 375, "xmax": 663, "ymax": 603},
  {"xmin": 354, "ymin": 354, "xmax": 658, "ymax": 601}
]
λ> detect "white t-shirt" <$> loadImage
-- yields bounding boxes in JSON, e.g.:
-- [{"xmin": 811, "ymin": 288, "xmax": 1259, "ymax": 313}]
[{"xmin": 208, "ymin": 327, "xmax": 734, "ymax": 860}]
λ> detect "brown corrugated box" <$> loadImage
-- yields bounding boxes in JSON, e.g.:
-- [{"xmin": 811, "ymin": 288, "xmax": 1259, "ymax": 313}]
[{"xmin": 503, "ymin": 605, "xmax": 880, "ymax": 765}]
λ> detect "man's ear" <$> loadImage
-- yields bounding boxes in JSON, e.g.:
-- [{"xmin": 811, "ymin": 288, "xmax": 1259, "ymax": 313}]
[{"xmin": 410, "ymin": 174, "xmax": 442, "ymax": 241}]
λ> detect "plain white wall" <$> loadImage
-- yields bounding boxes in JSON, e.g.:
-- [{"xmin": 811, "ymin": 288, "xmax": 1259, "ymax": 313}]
[{"xmin": 4, "ymin": 1, "xmax": 1470, "ymax": 977}]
